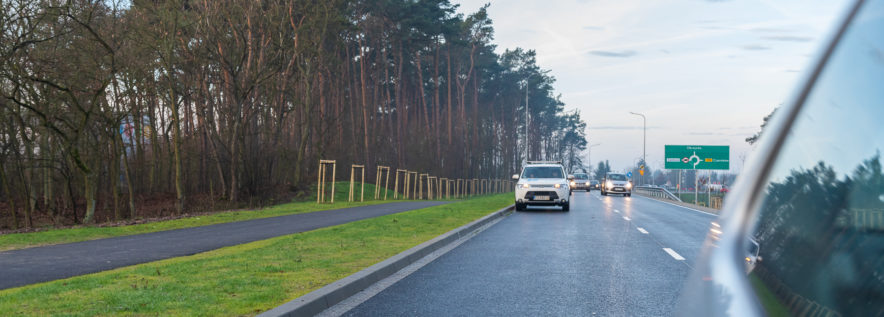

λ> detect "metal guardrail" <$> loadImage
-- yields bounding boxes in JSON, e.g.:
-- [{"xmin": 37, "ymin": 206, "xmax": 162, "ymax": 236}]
[{"xmin": 634, "ymin": 186, "xmax": 682, "ymax": 202}]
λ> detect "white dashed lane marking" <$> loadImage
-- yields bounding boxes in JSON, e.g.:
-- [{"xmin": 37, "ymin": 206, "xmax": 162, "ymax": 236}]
[
  {"xmin": 637, "ymin": 227, "xmax": 649, "ymax": 234},
  {"xmin": 614, "ymin": 209, "xmax": 620, "ymax": 213},
  {"xmin": 623, "ymin": 216, "xmax": 631, "ymax": 221},
  {"xmin": 663, "ymin": 248, "xmax": 685, "ymax": 261}
]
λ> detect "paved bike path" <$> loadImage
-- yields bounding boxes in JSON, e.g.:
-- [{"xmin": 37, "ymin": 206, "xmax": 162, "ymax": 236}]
[{"xmin": 0, "ymin": 201, "xmax": 450, "ymax": 290}]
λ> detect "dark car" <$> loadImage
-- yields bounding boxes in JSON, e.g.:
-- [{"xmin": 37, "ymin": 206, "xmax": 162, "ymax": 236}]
[
  {"xmin": 590, "ymin": 179, "xmax": 600, "ymax": 190},
  {"xmin": 678, "ymin": 1, "xmax": 884, "ymax": 316}
]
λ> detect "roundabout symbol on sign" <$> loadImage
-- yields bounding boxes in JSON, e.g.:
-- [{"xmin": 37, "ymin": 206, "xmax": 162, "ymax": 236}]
[{"xmin": 689, "ymin": 152, "xmax": 701, "ymax": 169}]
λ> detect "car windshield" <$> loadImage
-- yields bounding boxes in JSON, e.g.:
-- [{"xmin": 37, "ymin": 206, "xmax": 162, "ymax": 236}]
[
  {"xmin": 521, "ymin": 166, "xmax": 564, "ymax": 179},
  {"xmin": 0, "ymin": 0, "xmax": 867, "ymax": 316}
]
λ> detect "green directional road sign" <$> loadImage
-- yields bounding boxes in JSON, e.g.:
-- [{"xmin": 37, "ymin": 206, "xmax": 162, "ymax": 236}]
[{"xmin": 665, "ymin": 145, "xmax": 729, "ymax": 170}]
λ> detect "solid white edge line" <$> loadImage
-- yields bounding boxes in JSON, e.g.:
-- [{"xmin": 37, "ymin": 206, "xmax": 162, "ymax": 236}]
[
  {"xmin": 663, "ymin": 248, "xmax": 685, "ymax": 261},
  {"xmin": 315, "ymin": 210, "xmax": 509, "ymax": 316},
  {"xmin": 634, "ymin": 194, "xmax": 717, "ymax": 217},
  {"xmin": 637, "ymin": 227, "xmax": 648, "ymax": 234},
  {"xmin": 623, "ymin": 216, "xmax": 631, "ymax": 221}
]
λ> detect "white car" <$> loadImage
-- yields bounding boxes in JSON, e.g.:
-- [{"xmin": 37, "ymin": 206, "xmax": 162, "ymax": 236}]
[
  {"xmin": 512, "ymin": 161, "xmax": 571, "ymax": 211},
  {"xmin": 601, "ymin": 172, "xmax": 632, "ymax": 196}
]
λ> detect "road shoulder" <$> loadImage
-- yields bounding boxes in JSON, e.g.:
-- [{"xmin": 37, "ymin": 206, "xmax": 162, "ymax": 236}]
[{"xmin": 259, "ymin": 205, "xmax": 514, "ymax": 317}]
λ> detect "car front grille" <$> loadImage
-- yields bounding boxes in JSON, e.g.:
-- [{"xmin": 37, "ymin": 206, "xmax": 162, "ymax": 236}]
[{"xmin": 526, "ymin": 191, "xmax": 560, "ymax": 200}]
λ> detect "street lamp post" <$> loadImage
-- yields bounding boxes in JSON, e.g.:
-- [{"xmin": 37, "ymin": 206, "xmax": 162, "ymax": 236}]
[
  {"xmin": 588, "ymin": 143, "xmax": 600, "ymax": 176},
  {"xmin": 629, "ymin": 111, "xmax": 646, "ymax": 185}
]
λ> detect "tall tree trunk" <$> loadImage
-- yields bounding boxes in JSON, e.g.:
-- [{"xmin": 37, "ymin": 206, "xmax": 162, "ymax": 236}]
[
  {"xmin": 169, "ymin": 86, "xmax": 186, "ymax": 214},
  {"xmin": 446, "ymin": 48, "xmax": 452, "ymax": 146},
  {"xmin": 416, "ymin": 51, "xmax": 430, "ymax": 134},
  {"xmin": 43, "ymin": 134, "xmax": 55, "ymax": 220},
  {"xmin": 83, "ymin": 166, "xmax": 97, "ymax": 224},
  {"xmin": 433, "ymin": 43, "xmax": 441, "ymax": 162},
  {"xmin": 112, "ymin": 134, "xmax": 121, "ymax": 221},
  {"xmin": 118, "ymin": 132, "xmax": 137, "ymax": 219},
  {"xmin": 0, "ymin": 167, "xmax": 17, "ymax": 230},
  {"xmin": 359, "ymin": 39, "xmax": 370, "ymax": 166}
]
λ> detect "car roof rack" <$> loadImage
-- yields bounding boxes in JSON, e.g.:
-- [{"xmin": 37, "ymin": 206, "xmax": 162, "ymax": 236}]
[{"xmin": 527, "ymin": 160, "xmax": 562, "ymax": 165}]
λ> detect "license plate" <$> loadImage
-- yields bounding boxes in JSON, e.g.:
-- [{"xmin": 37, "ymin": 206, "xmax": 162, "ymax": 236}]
[
  {"xmin": 534, "ymin": 195, "xmax": 549, "ymax": 201},
  {"xmin": 613, "ymin": 188, "xmax": 624, "ymax": 191}
]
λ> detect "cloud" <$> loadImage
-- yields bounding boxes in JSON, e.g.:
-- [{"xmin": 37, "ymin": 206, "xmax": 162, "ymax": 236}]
[
  {"xmin": 763, "ymin": 35, "xmax": 813, "ymax": 42},
  {"xmin": 583, "ymin": 26, "xmax": 605, "ymax": 31},
  {"xmin": 590, "ymin": 125, "xmax": 662, "ymax": 130},
  {"xmin": 741, "ymin": 44, "xmax": 771, "ymax": 51},
  {"xmin": 589, "ymin": 50, "xmax": 637, "ymax": 58},
  {"xmin": 751, "ymin": 27, "xmax": 795, "ymax": 34},
  {"xmin": 687, "ymin": 132, "xmax": 753, "ymax": 136},
  {"xmin": 687, "ymin": 132, "xmax": 724, "ymax": 136}
]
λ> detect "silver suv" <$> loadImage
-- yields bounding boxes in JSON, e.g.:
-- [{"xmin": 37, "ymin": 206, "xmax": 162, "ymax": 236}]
[{"xmin": 512, "ymin": 161, "xmax": 571, "ymax": 211}]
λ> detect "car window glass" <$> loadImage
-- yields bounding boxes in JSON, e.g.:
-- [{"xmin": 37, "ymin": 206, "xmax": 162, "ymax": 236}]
[
  {"xmin": 748, "ymin": 2, "xmax": 884, "ymax": 316},
  {"xmin": 608, "ymin": 174, "xmax": 627, "ymax": 181},
  {"xmin": 574, "ymin": 173, "xmax": 588, "ymax": 179},
  {"xmin": 521, "ymin": 167, "xmax": 564, "ymax": 179}
]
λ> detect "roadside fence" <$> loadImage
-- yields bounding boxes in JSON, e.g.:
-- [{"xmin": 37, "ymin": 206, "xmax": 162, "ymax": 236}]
[{"xmin": 315, "ymin": 159, "xmax": 515, "ymax": 203}]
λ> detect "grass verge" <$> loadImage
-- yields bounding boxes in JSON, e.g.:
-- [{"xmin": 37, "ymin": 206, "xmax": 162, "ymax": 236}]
[
  {"xmin": 0, "ymin": 194, "xmax": 512, "ymax": 316},
  {"xmin": 0, "ymin": 182, "xmax": 406, "ymax": 252}
]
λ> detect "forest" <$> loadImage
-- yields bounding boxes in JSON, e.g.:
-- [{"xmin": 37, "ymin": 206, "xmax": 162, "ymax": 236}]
[{"xmin": 0, "ymin": 0, "xmax": 588, "ymax": 229}]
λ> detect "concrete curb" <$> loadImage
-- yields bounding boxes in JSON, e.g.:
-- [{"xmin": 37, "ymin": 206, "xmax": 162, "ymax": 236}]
[{"xmin": 259, "ymin": 204, "xmax": 515, "ymax": 317}]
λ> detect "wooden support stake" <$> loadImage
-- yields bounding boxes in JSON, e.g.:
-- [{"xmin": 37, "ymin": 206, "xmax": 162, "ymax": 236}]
[
  {"xmin": 317, "ymin": 160, "xmax": 336, "ymax": 204},
  {"xmin": 349, "ymin": 164, "xmax": 365, "ymax": 202},
  {"xmin": 409, "ymin": 171, "xmax": 418, "ymax": 200},
  {"xmin": 375, "ymin": 166, "xmax": 391, "ymax": 200}
]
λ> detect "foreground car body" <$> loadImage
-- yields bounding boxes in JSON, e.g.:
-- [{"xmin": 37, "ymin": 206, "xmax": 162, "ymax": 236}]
[
  {"xmin": 678, "ymin": 1, "xmax": 884, "ymax": 315},
  {"xmin": 513, "ymin": 162, "xmax": 570, "ymax": 211}
]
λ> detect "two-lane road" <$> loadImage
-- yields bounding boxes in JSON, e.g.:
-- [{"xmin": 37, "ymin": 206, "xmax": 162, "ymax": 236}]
[{"xmin": 338, "ymin": 191, "xmax": 716, "ymax": 316}]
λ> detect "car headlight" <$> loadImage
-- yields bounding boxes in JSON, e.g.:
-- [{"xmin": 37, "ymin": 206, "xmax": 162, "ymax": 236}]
[
  {"xmin": 626, "ymin": 183, "xmax": 632, "ymax": 189},
  {"xmin": 554, "ymin": 184, "xmax": 562, "ymax": 189},
  {"xmin": 585, "ymin": 182, "xmax": 590, "ymax": 186},
  {"xmin": 606, "ymin": 181, "xmax": 613, "ymax": 188},
  {"xmin": 570, "ymin": 181, "xmax": 576, "ymax": 186},
  {"xmin": 520, "ymin": 183, "xmax": 530, "ymax": 189}
]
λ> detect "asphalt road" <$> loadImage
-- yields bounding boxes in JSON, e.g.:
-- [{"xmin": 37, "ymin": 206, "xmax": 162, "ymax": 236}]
[
  {"xmin": 0, "ymin": 201, "xmax": 450, "ymax": 290},
  {"xmin": 341, "ymin": 191, "xmax": 716, "ymax": 316}
]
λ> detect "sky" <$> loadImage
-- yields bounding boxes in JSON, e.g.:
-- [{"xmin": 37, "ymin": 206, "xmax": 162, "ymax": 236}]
[{"xmin": 453, "ymin": 0, "xmax": 852, "ymax": 174}]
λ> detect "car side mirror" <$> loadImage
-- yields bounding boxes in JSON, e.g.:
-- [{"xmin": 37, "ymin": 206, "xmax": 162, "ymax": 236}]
[
  {"xmin": 567, "ymin": 174, "xmax": 575, "ymax": 180},
  {"xmin": 756, "ymin": 256, "xmax": 763, "ymax": 262},
  {"xmin": 512, "ymin": 174, "xmax": 519, "ymax": 180}
]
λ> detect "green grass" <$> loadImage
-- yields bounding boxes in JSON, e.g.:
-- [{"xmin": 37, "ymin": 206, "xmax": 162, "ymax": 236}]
[
  {"xmin": 749, "ymin": 272, "xmax": 790, "ymax": 317},
  {"xmin": 676, "ymin": 192, "xmax": 725, "ymax": 206},
  {"xmin": 0, "ymin": 194, "xmax": 512, "ymax": 316},
  {"xmin": 0, "ymin": 182, "xmax": 411, "ymax": 252}
]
